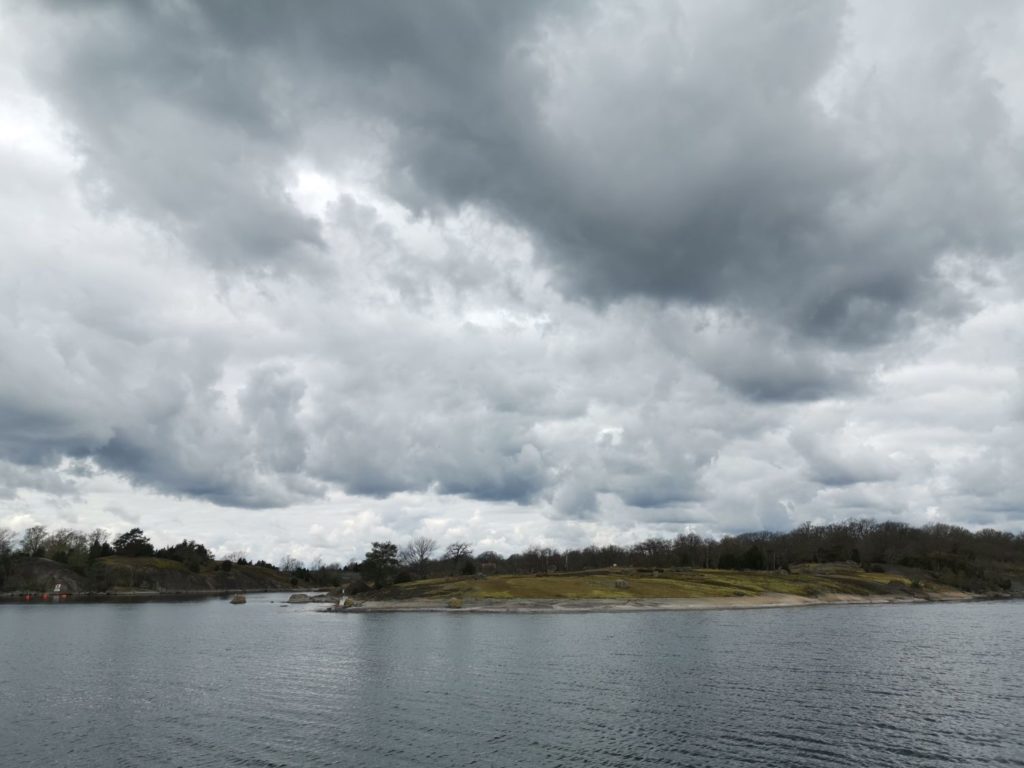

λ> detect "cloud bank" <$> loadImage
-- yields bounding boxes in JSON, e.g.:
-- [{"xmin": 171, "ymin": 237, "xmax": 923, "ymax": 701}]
[{"xmin": 2, "ymin": 0, "xmax": 1023, "ymax": 561}]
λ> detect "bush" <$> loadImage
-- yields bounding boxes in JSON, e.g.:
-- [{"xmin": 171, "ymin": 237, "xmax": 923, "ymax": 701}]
[
  {"xmin": 394, "ymin": 570, "xmax": 414, "ymax": 584},
  {"xmin": 347, "ymin": 579, "xmax": 370, "ymax": 595}
]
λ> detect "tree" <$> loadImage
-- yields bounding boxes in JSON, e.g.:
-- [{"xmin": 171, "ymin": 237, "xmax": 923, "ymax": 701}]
[
  {"xmin": 88, "ymin": 529, "xmax": 113, "ymax": 561},
  {"xmin": 20, "ymin": 525, "xmax": 48, "ymax": 557},
  {"xmin": 402, "ymin": 536, "xmax": 438, "ymax": 575},
  {"xmin": 156, "ymin": 539, "xmax": 212, "ymax": 571},
  {"xmin": 0, "ymin": 527, "xmax": 14, "ymax": 588},
  {"xmin": 741, "ymin": 544, "xmax": 765, "ymax": 571},
  {"xmin": 443, "ymin": 541, "xmax": 474, "ymax": 576},
  {"xmin": 112, "ymin": 528, "xmax": 154, "ymax": 557},
  {"xmin": 44, "ymin": 528, "xmax": 89, "ymax": 564},
  {"xmin": 362, "ymin": 541, "xmax": 399, "ymax": 586},
  {"xmin": 0, "ymin": 527, "xmax": 15, "ymax": 560},
  {"xmin": 444, "ymin": 541, "xmax": 473, "ymax": 560},
  {"xmin": 279, "ymin": 555, "xmax": 304, "ymax": 573}
]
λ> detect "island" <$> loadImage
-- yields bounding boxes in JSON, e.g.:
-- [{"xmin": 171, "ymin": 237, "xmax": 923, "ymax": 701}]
[{"xmin": 325, "ymin": 561, "xmax": 1005, "ymax": 613}]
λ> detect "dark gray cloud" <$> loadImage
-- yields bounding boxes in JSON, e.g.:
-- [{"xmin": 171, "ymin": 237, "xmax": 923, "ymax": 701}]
[{"xmin": 20, "ymin": 1, "xmax": 1022, "ymax": 344}]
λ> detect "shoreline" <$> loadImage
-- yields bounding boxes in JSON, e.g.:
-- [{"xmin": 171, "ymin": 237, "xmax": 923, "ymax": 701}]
[
  {"xmin": 334, "ymin": 591, "xmax": 997, "ymax": 614},
  {"xmin": 0, "ymin": 588, "xmax": 297, "ymax": 604}
]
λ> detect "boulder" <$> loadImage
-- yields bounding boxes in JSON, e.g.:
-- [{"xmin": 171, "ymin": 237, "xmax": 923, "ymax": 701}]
[{"xmin": 287, "ymin": 593, "xmax": 310, "ymax": 603}]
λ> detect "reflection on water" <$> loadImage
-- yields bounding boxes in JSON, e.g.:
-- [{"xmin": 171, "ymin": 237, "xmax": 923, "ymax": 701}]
[{"xmin": 1, "ymin": 596, "xmax": 1023, "ymax": 767}]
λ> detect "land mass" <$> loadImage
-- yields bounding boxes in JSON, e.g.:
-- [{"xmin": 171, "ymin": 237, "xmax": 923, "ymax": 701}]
[
  {"xmin": 332, "ymin": 562, "xmax": 1015, "ymax": 613},
  {"xmin": 0, "ymin": 555, "xmax": 296, "ymax": 602}
]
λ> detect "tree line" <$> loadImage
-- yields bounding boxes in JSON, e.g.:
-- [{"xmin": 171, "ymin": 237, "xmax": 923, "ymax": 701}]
[
  {"xmin": 350, "ymin": 519, "xmax": 1024, "ymax": 592},
  {"xmin": 3, "ymin": 518, "xmax": 1023, "ymax": 593}
]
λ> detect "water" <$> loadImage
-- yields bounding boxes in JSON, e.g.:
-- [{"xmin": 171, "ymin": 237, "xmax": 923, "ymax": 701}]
[{"xmin": 1, "ymin": 596, "xmax": 1022, "ymax": 767}]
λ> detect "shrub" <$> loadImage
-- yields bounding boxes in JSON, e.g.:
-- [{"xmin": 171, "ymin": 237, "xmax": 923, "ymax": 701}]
[
  {"xmin": 394, "ymin": 570, "xmax": 413, "ymax": 584},
  {"xmin": 347, "ymin": 579, "xmax": 370, "ymax": 595}
]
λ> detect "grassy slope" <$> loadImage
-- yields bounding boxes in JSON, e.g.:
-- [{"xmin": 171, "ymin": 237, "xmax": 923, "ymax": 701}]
[{"xmin": 374, "ymin": 565, "xmax": 959, "ymax": 601}]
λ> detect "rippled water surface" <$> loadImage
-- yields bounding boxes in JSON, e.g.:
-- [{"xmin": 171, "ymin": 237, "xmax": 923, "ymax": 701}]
[{"xmin": 2, "ymin": 597, "xmax": 1023, "ymax": 767}]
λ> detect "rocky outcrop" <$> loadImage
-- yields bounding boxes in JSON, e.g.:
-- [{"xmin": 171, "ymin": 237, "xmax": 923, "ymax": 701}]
[
  {"xmin": 0, "ymin": 556, "xmax": 294, "ymax": 598},
  {"xmin": 0, "ymin": 558, "xmax": 88, "ymax": 594}
]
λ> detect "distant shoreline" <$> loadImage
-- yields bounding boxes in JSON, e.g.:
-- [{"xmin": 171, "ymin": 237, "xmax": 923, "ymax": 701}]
[{"xmin": 0, "ymin": 588, "xmax": 296, "ymax": 605}]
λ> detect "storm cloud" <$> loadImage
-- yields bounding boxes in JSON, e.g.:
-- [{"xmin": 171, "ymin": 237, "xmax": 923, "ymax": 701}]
[{"xmin": 2, "ymin": 1, "xmax": 1023, "ymax": 561}]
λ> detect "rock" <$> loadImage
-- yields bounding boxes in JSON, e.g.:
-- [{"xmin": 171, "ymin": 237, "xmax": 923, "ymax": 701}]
[
  {"xmin": 447, "ymin": 597, "xmax": 463, "ymax": 609},
  {"xmin": 229, "ymin": 593, "xmax": 246, "ymax": 605},
  {"xmin": 342, "ymin": 597, "xmax": 355, "ymax": 608},
  {"xmin": 287, "ymin": 593, "xmax": 310, "ymax": 603}
]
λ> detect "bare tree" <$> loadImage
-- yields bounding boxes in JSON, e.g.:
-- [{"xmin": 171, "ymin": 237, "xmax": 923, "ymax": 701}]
[
  {"xmin": 403, "ymin": 537, "xmax": 438, "ymax": 574},
  {"xmin": 444, "ymin": 541, "xmax": 474, "ymax": 575},
  {"xmin": 20, "ymin": 525, "xmax": 47, "ymax": 556},
  {"xmin": 444, "ymin": 541, "xmax": 473, "ymax": 560},
  {"xmin": 0, "ymin": 527, "xmax": 15, "ymax": 559},
  {"xmin": 89, "ymin": 528, "xmax": 110, "ymax": 546}
]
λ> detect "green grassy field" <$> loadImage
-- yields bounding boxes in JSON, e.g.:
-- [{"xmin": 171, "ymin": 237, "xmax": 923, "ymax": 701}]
[{"xmin": 373, "ymin": 564, "xmax": 953, "ymax": 601}]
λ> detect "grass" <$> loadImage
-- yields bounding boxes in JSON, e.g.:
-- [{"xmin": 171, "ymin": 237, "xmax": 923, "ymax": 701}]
[{"xmin": 373, "ymin": 566, "xmax": 951, "ymax": 602}]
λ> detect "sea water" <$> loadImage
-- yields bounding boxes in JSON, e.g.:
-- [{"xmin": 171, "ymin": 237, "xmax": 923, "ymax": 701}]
[{"xmin": 1, "ymin": 596, "xmax": 1022, "ymax": 767}]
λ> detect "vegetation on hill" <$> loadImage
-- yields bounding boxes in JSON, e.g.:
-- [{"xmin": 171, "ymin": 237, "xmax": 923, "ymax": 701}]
[{"xmin": 2, "ymin": 518, "xmax": 1022, "ymax": 599}]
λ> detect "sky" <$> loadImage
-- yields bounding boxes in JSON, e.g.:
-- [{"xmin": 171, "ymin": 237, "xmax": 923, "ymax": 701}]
[{"xmin": 2, "ymin": 0, "xmax": 1024, "ymax": 566}]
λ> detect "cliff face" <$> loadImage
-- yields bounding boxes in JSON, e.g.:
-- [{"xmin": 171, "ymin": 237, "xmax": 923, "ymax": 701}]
[{"xmin": 0, "ymin": 556, "xmax": 295, "ymax": 596}]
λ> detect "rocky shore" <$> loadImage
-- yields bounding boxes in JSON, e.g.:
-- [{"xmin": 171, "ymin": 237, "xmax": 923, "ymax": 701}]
[{"xmin": 328, "ymin": 590, "xmax": 986, "ymax": 614}]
